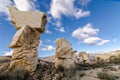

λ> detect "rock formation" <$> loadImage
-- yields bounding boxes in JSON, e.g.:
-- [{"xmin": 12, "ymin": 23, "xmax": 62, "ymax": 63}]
[
  {"xmin": 55, "ymin": 38, "xmax": 75, "ymax": 69},
  {"xmin": 79, "ymin": 52, "xmax": 90, "ymax": 63},
  {"xmin": 8, "ymin": 6, "xmax": 47, "ymax": 73}
]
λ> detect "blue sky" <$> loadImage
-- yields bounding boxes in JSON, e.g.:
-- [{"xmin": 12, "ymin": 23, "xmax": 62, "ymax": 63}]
[{"xmin": 0, "ymin": 0, "xmax": 120, "ymax": 57}]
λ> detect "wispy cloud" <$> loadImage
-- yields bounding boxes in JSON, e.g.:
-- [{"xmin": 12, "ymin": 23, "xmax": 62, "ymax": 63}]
[
  {"xmin": 48, "ymin": 0, "xmax": 90, "ymax": 32},
  {"xmin": 40, "ymin": 45, "xmax": 55, "ymax": 51},
  {"xmin": 3, "ymin": 50, "xmax": 13, "ymax": 56},
  {"xmin": 13, "ymin": 0, "xmax": 37, "ymax": 11},
  {"xmin": 0, "ymin": 0, "xmax": 37, "ymax": 21},
  {"xmin": 49, "ymin": 0, "xmax": 90, "ymax": 19},
  {"xmin": 72, "ymin": 23, "xmax": 110, "ymax": 45},
  {"xmin": 78, "ymin": 0, "xmax": 91, "ymax": 7},
  {"xmin": 97, "ymin": 40, "xmax": 110, "ymax": 46},
  {"xmin": 45, "ymin": 29, "xmax": 52, "ymax": 34},
  {"xmin": 0, "ymin": 0, "xmax": 13, "ymax": 18},
  {"xmin": 38, "ymin": 40, "xmax": 55, "ymax": 52}
]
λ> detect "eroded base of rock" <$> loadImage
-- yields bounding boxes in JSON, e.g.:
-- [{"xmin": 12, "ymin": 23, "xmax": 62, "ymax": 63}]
[{"xmin": 9, "ymin": 46, "xmax": 38, "ymax": 73}]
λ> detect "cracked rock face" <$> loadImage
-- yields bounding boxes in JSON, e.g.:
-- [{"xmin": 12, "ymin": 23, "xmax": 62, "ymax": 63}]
[
  {"xmin": 8, "ymin": 6, "xmax": 47, "ymax": 73},
  {"xmin": 9, "ymin": 25, "xmax": 40, "ymax": 48},
  {"xmin": 55, "ymin": 38, "xmax": 75, "ymax": 69}
]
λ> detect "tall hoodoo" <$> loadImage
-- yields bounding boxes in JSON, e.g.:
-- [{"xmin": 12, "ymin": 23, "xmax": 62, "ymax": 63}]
[
  {"xmin": 8, "ymin": 6, "xmax": 47, "ymax": 73},
  {"xmin": 55, "ymin": 38, "xmax": 75, "ymax": 69}
]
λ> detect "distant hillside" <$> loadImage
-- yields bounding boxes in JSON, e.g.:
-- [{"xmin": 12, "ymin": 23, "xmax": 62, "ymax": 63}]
[
  {"xmin": 0, "ymin": 56, "xmax": 11, "ymax": 63},
  {"xmin": 40, "ymin": 55, "xmax": 55, "ymax": 62}
]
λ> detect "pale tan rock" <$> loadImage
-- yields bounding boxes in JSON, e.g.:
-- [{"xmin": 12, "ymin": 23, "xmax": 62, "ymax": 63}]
[
  {"xmin": 8, "ymin": 6, "xmax": 47, "ymax": 33},
  {"xmin": 55, "ymin": 58, "xmax": 75, "ymax": 69},
  {"xmin": 8, "ymin": 6, "xmax": 47, "ymax": 73},
  {"xmin": 9, "ymin": 25, "xmax": 40, "ymax": 48},
  {"xmin": 79, "ymin": 52, "xmax": 90, "ymax": 63},
  {"xmin": 55, "ymin": 38, "xmax": 72, "ymax": 58},
  {"xmin": 55, "ymin": 38, "xmax": 75, "ymax": 69},
  {"xmin": 9, "ymin": 26, "xmax": 39, "ymax": 72},
  {"xmin": 9, "ymin": 47, "xmax": 38, "ymax": 72}
]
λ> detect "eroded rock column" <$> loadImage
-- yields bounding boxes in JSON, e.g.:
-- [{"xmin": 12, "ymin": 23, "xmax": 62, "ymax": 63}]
[
  {"xmin": 55, "ymin": 38, "xmax": 75, "ymax": 69},
  {"xmin": 8, "ymin": 6, "xmax": 47, "ymax": 73}
]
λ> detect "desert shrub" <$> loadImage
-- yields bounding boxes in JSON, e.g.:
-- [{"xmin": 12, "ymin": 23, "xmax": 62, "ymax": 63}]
[
  {"xmin": 103, "ymin": 66, "xmax": 117, "ymax": 71},
  {"xmin": 0, "ymin": 68, "xmax": 33, "ymax": 80},
  {"xmin": 97, "ymin": 72, "xmax": 119, "ymax": 80},
  {"xmin": 91, "ymin": 60, "xmax": 107, "ymax": 68},
  {"xmin": 57, "ymin": 65, "xmax": 65, "ymax": 72},
  {"xmin": 109, "ymin": 55, "xmax": 120, "ymax": 64},
  {"xmin": 77, "ymin": 71, "xmax": 85, "ymax": 77},
  {"xmin": 77, "ymin": 63, "xmax": 91, "ymax": 70}
]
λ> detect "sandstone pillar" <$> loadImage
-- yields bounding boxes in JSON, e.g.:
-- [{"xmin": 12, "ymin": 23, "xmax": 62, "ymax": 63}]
[
  {"xmin": 55, "ymin": 38, "xmax": 75, "ymax": 69},
  {"xmin": 7, "ymin": 6, "xmax": 47, "ymax": 73}
]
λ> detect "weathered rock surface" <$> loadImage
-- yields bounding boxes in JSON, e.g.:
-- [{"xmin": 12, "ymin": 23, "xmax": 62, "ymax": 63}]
[
  {"xmin": 8, "ymin": 6, "xmax": 47, "ymax": 73},
  {"xmin": 9, "ymin": 46, "xmax": 38, "ymax": 72},
  {"xmin": 9, "ymin": 25, "xmax": 40, "ymax": 48},
  {"xmin": 8, "ymin": 6, "xmax": 47, "ymax": 33},
  {"xmin": 55, "ymin": 38, "xmax": 75, "ymax": 69},
  {"xmin": 79, "ymin": 52, "xmax": 90, "ymax": 63}
]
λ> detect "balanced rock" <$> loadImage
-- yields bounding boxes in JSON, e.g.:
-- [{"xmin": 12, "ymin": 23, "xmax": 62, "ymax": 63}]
[
  {"xmin": 55, "ymin": 38, "xmax": 75, "ymax": 69},
  {"xmin": 8, "ymin": 6, "xmax": 47, "ymax": 33},
  {"xmin": 8, "ymin": 6, "xmax": 47, "ymax": 73}
]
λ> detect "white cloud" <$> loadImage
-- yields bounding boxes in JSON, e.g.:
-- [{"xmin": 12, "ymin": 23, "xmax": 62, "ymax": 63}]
[
  {"xmin": 72, "ymin": 23, "xmax": 99, "ymax": 40},
  {"xmin": 74, "ymin": 9, "xmax": 90, "ymax": 19},
  {"xmin": 0, "ymin": 0, "xmax": 13, "ymax": 17},
  {"xmin": 3, "ymin": 50, "xmax": 13, "ymax": 56},
  {"xmin": 40, "ymin": 45, "xmax": 55, "ymax": 51},
  {"xmin": 78, "ymin": 0, "xmax": 91, "ymax": 7},
  {"xmin": 45, "ymin": 29, "xmax": 52, "ymax": 34},
  {"xmin": 83, "ymin": 37, "xmax": 101, "ymax": 45},
  {"xmin": 39, "ymin": 40, "xmax": 55, "ymax": 52},
  {"xmin": 13, "ymin": 0, "xmax": 37, "ymax": 11},
  {"xmin": 97, "ymin": 40, "xmax": 110, "ymax": 46},
  {"xmin": 49, "ymin": 0, "xmax": 90, "ymax": 19},
  {"xmin": 0, "ymin": 0, "xmax": 37, "ymax": 21},
  {"xmin": 55, "ymin": 27, "xmax": 65, "ymax": 32},
  {"xmin": 48, "ymin": 0, "xmax": 90, "ymax": 33},
  {"xmin": 53, "ymin": 20, "xmax": 65, "ymax": 32},
  {"xmin": 72, "ymin": 23, "xmax": 110, "ymax": 46}
]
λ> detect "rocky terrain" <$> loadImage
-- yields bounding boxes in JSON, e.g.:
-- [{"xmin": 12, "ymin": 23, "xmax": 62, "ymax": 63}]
[{"xmin": 0, "ymin": 54, "xmax": 120, "ymax": 80}]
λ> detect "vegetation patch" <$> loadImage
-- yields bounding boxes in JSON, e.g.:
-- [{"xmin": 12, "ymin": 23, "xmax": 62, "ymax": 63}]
[{"xmin": 97, "ymin": 72, "xmax": 119, "ymax": 80}]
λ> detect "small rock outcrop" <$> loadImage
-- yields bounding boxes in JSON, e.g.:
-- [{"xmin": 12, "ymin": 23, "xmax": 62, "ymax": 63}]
[
  {"xmin": 55, "ymin": 38, "xmax": 75, "ymax": 69},
  {"xmin": 79, "ymin": 52, "xmax": 90, "ymax": 63},
  {"xmin": 8, "ymin": 6, "xmax": 47, "ymax": 73}
]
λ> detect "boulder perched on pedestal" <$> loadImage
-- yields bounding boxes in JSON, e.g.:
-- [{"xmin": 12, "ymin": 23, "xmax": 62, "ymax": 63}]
[
  {"xmin": 55, "ymin": 38, "xmax": 75, "ymax": 69},
  {"xmin": 8, "ymin": 6, "xmax": 47, "ymax": 73}
]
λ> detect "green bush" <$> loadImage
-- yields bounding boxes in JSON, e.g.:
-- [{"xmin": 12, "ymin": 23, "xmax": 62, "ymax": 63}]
[{"xmin": 97, "ymin": 72, "xmax": 119, "ymax": 80}]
